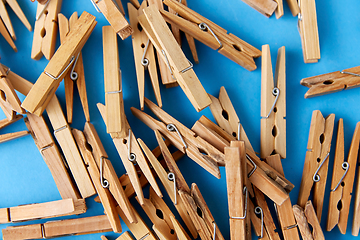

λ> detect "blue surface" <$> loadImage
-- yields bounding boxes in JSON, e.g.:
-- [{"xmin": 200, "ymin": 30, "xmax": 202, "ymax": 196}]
[{"xmin": 1, "ymin": 0, "xmax": 360, "ymax": 239}]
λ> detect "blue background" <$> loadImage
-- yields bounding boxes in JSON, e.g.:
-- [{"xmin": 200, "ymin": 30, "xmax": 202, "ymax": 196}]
[{"xmin": 0, "ymin": 0, "xmax": 359, "ymax": 239}]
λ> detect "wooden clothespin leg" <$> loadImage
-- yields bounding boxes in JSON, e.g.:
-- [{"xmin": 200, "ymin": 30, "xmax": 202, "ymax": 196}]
[
  {"xmin": 261, "ymin": 45, "xmax": 286, "ymax": 159},
  {"xmin": 286, "ymin": 0, "xmax": 300, "ymax": 16},
  {"xmin": 298, "ymin": 110, "xmax": 335, "ymax": 221},
  {"xmin": 0, "ymin": 17, "xmax": 16, "ymax": 51},
  {"xmin": 298, "ymin": 0, "xmax": 320, "ymax": 63},
  {"xmin": 58, "ymin": 12, "xmax": 90, "ymax": 124},
  {"xmin": 240, "ymin": 0, "xmax": 278, "ymax": 17},
  {"xmin": 31, "ymin": 0, "xmax": 62, "ymax": 60},
  {"xmin": 22, "ymin": 11, "xmax": 97, "ymax": 116}
]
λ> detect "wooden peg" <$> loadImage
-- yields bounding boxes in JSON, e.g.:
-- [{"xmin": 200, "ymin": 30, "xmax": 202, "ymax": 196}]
[
  {"xmin": 240, "ymin": 0, "xmax": 278, "ymax": 17},
  {"xmin": 93, "ymin": 0, "xmax": 133, "ymax": 39},
  {"xmin": 261, "ymin": 45, "xmax": 286, "ymax": 159},
  {"xmin": 4, "ymin": 0, "xmax": 32, "ymax": 33},
  {"xmin": 169, "ymin": 215, "xmax": 191, "ymax": 240},
  {"xmin": 286, "ymin": 0, "xmax": 300, "ymax": 16},
  {"xmin": 23, "ymin": 11, "xmax": 97, "ymax": 116},
  {"xmin": 298, "ymin": 110, "xmax": 335, "ymax": 221},
  {"xmin": 0, "ymin": 114, "xmax": 22, "ymax": 128},
  {"xmin": 58, "ymin": 12, "xmax": 90, "ymax": 124},
  {"xmin": 31, "ymin": 0, "xmax": 62, "ymax": 60},
  {"xmin": 0, "ymin": 17, "xmax": 16, "ymax": 51},
  {"xmin": 298, "ymin": 0, "xmax": 320, "ymax": 63},
  {"xmin": 0, "ymin": 130, "xmax": 29, "ymax": 143}
]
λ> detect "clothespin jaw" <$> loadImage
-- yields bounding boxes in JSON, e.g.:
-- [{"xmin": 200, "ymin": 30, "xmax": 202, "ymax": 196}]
[
  {"xmin": 298, "ymin": 0, "xmax": 320, "ymax": 63},
  {"xmin": 31, "ymin": 0, "xmax": 62, "ymax": 60},
  {"xmin": 0, "ymin": 17, "xmax": 17, "ymax": 51},
  {"xmin": 240, "ymin": 0, "xmax": 278, "ymax": 17},
  {"xmin": 128, "ymin": 1, "xmax": 162, "ymax": 111},
  {"xmin": 286, "ymin": 0, "xmax": 300, "ymax": 16},
  {"xmin": 300, "ymin": 66, "xmax": 360, "ymax": 98},
  {"xmin": 22, "ymin": 11, "xmax": 97, "ymax": 116},
  {"xmin": 298, "ymin": 110, "xmax": 335, "ymax": 221},
  {"xmin": 260, "ymin": 45, "xmax": 286, "ymax": 159},
  {"xmin": 58, "ymin": 12, "xmax": 90, "ymax": 124}
]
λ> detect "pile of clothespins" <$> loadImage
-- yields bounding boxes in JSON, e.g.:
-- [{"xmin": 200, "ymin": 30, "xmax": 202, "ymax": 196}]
[{"xmin": 1, "ymin": 0, "xmax": 360, "ymax": 239}]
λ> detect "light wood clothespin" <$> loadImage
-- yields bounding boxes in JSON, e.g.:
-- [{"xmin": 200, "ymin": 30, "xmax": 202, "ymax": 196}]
[
  {"xmin": 90, "ymin": 0, "xmax": 133, "ymax": 40},
  {"xmin": 97, "ymin": 102, "xmax": 162, "ymax": 206},
  {"xmin": 293, "ymin": 201, "xmax": 325, "ymax": 240},
  {"xmin": 169, "ymin": 215, "xmax": 191, "ymax": 240},
  {"xmin": 266, "ymin": 154, "xmax": 300, "ymax": 240},
  {"xmin": 300, "ymin": 66, "xmax": 360, "ymax": 98},
  {"xmin": 298, "ymin": 110, "xmax": 335, "ymax": 221},
  {"xmin": 0, "ymin": 17, "xmax": 16, "ymax": 51},
  {"xmin": 139, "ymin": 5, "xmax": 212, "ymax": 112},
  {"xmin": 261, "ymin": 45, "xmax": 286, "ymax": 159},
  {"xmin": 327, "ymin": 120, "xmax": 359, "ymax": 233},
  {"xmin": 72, "ymin": 128, "xmax": 122, "ymax": 233},
  {"xmin": 225, "ymin": 141, "xmax": 251, "ymax": 240},
  {"xmin": 351, "ymin": 125, "xmax": 360, "ymax": 236},
  {"xmin": 31, "ymin": 0, "xmax": 62, "ymax": 60},
  {"xmin": 0, "ymin": 198, "xmax": 86, "ymax": 224},
  {"xmin": 209, "ymin": 86, "xmax": 254, "ymax": 152},
  {"xmin": 137, "ymin": 137, "xmax": 198, "ymax": 238},
  {"xmin": 297, "ymin": 0, "xmax": 320, "ymax": 63},
  {"xmin": 161, "ymin": 0, "xmax": 262, "ymax": 71},
  {"xmin": 286, "ymin": 0, "xmax": 300, "ymax": 16},
  {"xmin": 103, "ymin": 25, "xmax": 126, "ymax": 137},
  {"xmin": 0, "ymin": 118, "xmax": 29, "ymax": 143},
  {"xmin": 58, "ymin": 12, "xmax": 90, "ymax": 124},
  {"xmin": 23, "ymin": 12, "xmax": 97, "ymax": 116},
  {"xmin": 240, "ymin": 0, "xmax": 279, "ymax": 18},
  {"xmin": 128, "ymin": 1, "xmax": 161, "ymax": 110},
  {"xmin": 179, "ymin": 183, "xmax": 225, "ymax": 240},
  {"xmin": 131, "ymin": 98, "xmax": 222, "ymax": 179}
]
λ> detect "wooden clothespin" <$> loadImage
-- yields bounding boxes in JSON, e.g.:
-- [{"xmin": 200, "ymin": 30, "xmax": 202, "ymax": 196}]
[
  {"xmin": 266, "ymin": 154, "xmax": 300, "ymax": 240},
  {"xmin": 261, "ymin": 45, "xmax": 286, "ymax": 159},
  {"xmin": 286, "ymin": 0, "xmax": 300, "ymax": 16},
  {"xmin": 137, "ymin": 137, "xmax": 198, "ymax": 238},
  {"xmin": 327, "ymin": 120, "xmax": 359, "ymax": 233},
  {"xmin": 136, "ymin": 187, "xmax": 178, "ymax": 240},
  {"xmin": 225, "ymin": 141, "xmax": 251, "ymax": 240},
  {"xmin": 300, "ymin": 66, "xmax": 360, "ymax": 98},
  {"xmin": 97, "ymin": 102, "xmax": 162, "ymax": 206},
  {"xmin": 179, "ymin": 183, "xmax": 225, "ymax": 240},
  {"xmin": 161, "ymin": 0, "xmax": 262, "ymax": 71},
  {"xmin": 293, "ymin": 201, "xmax": 325, "ymax": 240},
  {"xmin": 240, "ymin": 0, "xmax": 278, "ymax": 18},
  {"xmin": 2, "ymin": 215, "xmax": 112, "ymax": 239},
  {"xmin": 131, "ymin": 97, "xmax": 222, "ymax": 178},
  {"xmin": 298, "ymin": 110, "xmax": 335, "ymax": 221},
  {"xmin": 297, "ymin": 0, "xmax": 320, "ymax": 63},
  {"xmin": 209, "ymin": 86, "xmax": 254, "ymax": 152},
  {"xmin": 90, "ymin": 0, "xmax": 133, "ymax": 40},
  {"xmin": 169, "ymin": 215, "xmax": 191, "ymax": 240},
  {"xmin": 22, "ymin": 12, "xmax": 97, "ymax": 116},
  {"xmin": 0, "ymin": 119, "xmax": 29, "ymax": 143},
  {"xmin": 31, "ymin": 0, "xmax": 62, "ymax": 60},
  {"xmin": 0, "ymin": 198, "xmax": 86, "ymax": 224},
  {"xmin": 0, "ymin": 18, "xmax": 16, "ymax": 51},
  {"xmin": 129, "ymin": 1, "xmax": 162, "ymax": 110},
  {"xmin": 103, "ymin": 25, "xmax": 126, "ymax": 137},
  {"xmin": 58, "ymin": 12, "xmax": 90, "ymax": 124},
  {"xmin": 351, "ymin": 125, "xmax": 360, "ymax": 236},
  {"xmin": 83, "ymin": 122, "xmax": 136, "ymax": 223},
  {"xmin": 72, "ymin": 128, "xmax": 122, "ymax": 233},
  {"xmin": 139, "ymin": 5, "xmax": 212, "ymax": 112}
]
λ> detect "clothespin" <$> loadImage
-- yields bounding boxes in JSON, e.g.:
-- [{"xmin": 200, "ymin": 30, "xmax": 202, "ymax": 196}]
[
  {"xmin": 31, "ymin": 0, "xmax": 62, "ymax": 60},
  {"xmin": 0, "ymin": 198, "xmax": 86, "ymax": 224},
  {"xmin": 209, "ymin": 86, "xmax": 254, "ymax": 152},
  {"xmin": 139, "ymin": 5, "xmax": 212, "ymax": 112},
  {"xmin": 22, "ymin": 12, "xmax": 97, "ymax": 116},
  {"xmin": 128, "ymin": 1, "xmax": 162, "ymax": 110},
  {"xmin": 286, "ymin": 0, "xmax": 300, "ymax": 16},
  {"xmin": 102, "ymin": 25, "xmax": 126, "ymax": 137},
  {"xmin": 0, "ymin": 64, "xmax": 25, "ymax": 120},
  {"xmin": 169, "ymin": 215, "xmax": 191, "ymax": 240},
  {"xmin": 327, "ymin": 120, "xmax": 359, "ymax": 233},
  {"xmin": 0, "ymin": 18, "xmax": 16, "ymax": 51},
  {"xmin": 72, "ymin": 128, "xmax": 122, "ymax": 233},
  {"xmin": 293, "ymin": 201, "xmax": 325, "ymax": 240},
  {"xmin": 136, "ymin": 187, "xmax": 178, "ymax": 240},
  {"xmin": 58, "ymin": 12, "xmax": 90, "ymax": 124},
  {"xmin": 2, "ymin": 215, "xmax": 112, "ymax": 239},
  {"xmin": 131, "ymin": 98, "xmax": 222, "ymax": 178},
  {"xmin": 225, "ymin": 141, "xmax": 251, "ymax": 240},
  {"xmin": 137, "ymin": 137, "xmax": 198, "ymax": 238},
  {"xmin": 90, "ymin": 0, "xmax": 133, "ymax": 40},
  {"xmin": 179, "ymin": 183, "xmax": 225, "ymax": 240},
  {"xmin": 161, "ymin": 0, "xmax": 262, "ymax": 71},
  {"xmin": 240, "ymin": 0, "xmax": 279, "ymax": 18},
  {"xmin": 266, "ymin": 154, "xmax": 300, "ymax": 240},
  {"xmin": 83, "ymin": 122, "xmax": 137, "ymax": 223},
  {"xmin": 97, "ymin": 102, "xmax": 162, "ymax": 206},
  {"xmin": 300, "ymin": 66, "xmax": 360, "ymax": 98},
  {"xmin": 0, "ymin": 125, "xmax": 29, "ymax": 143},
  {"xmin": 297, "ymin": 0, "xmax": 320, "ymax": 63},
  {"xmin": 298, "ymin": 110, "xmax": 335, "ymax": 221},
  {"xmin": 261, "ymin": 45, "xmax": 286, "ymax": 159}
]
